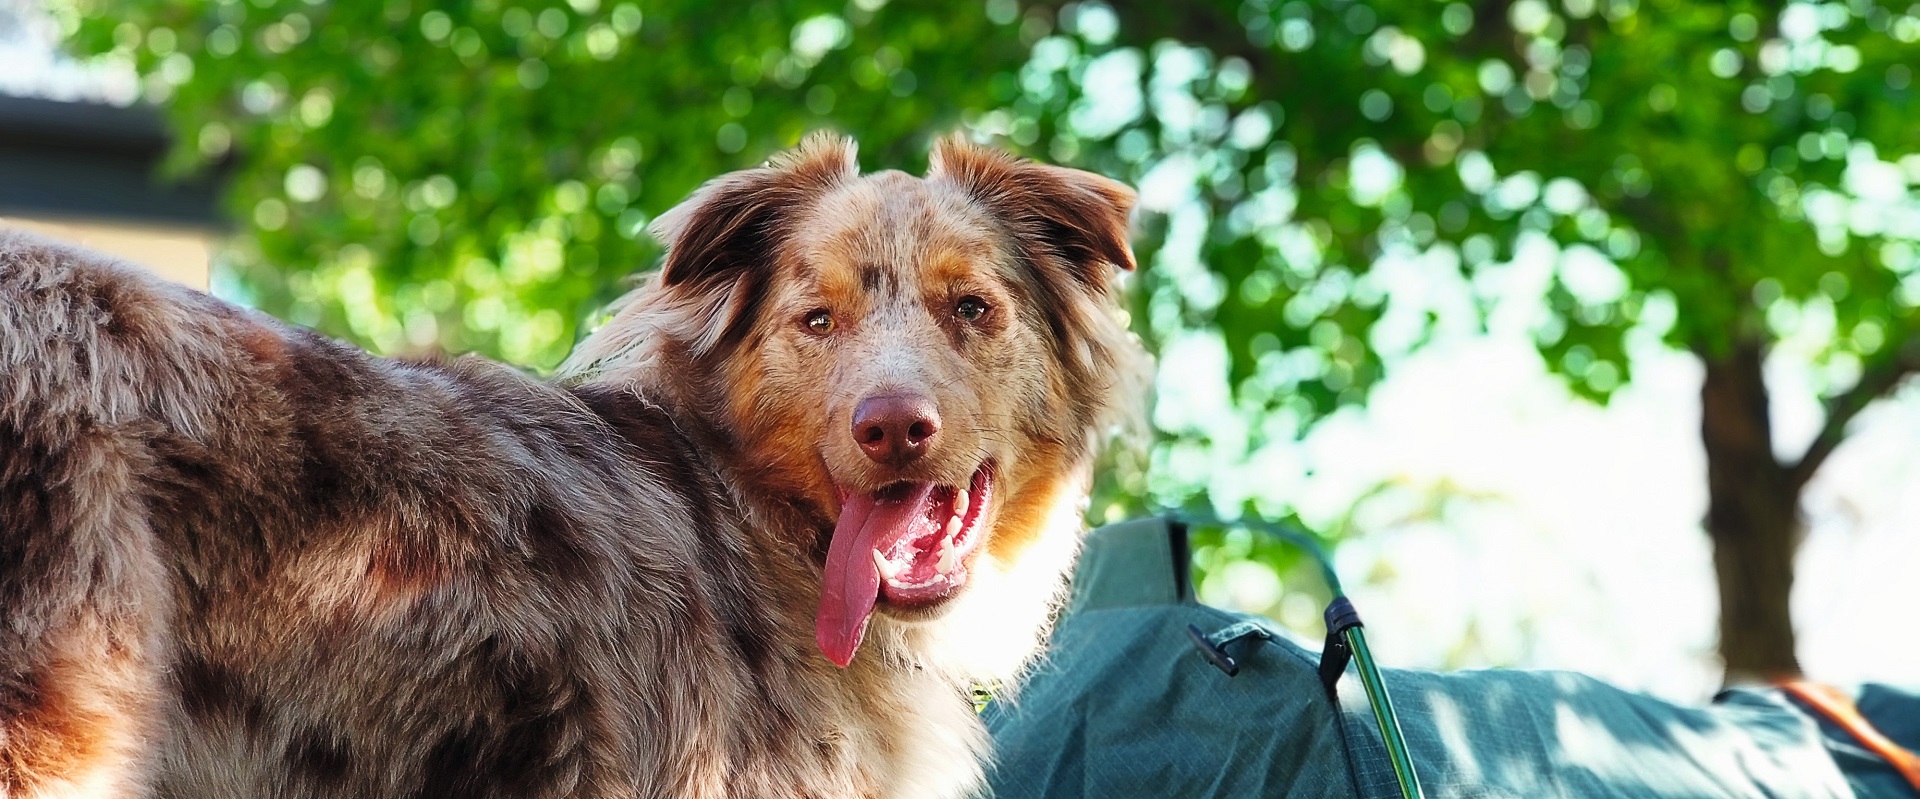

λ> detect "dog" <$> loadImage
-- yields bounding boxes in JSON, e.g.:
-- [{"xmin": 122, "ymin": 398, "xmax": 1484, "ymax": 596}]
[{"xmin": 0, "ymin": 134, "xmax": 1147, "ymax": 798}]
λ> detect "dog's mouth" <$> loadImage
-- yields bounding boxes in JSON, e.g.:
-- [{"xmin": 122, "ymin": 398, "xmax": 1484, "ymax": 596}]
[{"xmin": 815, "ymin": 463, "xmax": 994, "ymax": 667}]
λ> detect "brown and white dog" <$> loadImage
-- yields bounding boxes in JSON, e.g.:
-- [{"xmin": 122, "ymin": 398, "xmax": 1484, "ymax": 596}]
[{"xmin": 0, "ymin": 134, "xmax": 1146, "ymax": 798}]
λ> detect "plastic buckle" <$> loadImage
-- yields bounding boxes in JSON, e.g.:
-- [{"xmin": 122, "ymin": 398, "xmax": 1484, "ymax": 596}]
[{"xmin": 1187, "ymin": 621, "xmax": 1272, "ymax": 677}]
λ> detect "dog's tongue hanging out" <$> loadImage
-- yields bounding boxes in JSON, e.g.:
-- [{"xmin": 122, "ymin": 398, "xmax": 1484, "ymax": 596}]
[
  {"xmin": 816, "ymin": 473, "xmax": 986, "ymax": 667},
  {"xmin": 817, "ymin": 485, "xmax": 928, "ymax": 667}
]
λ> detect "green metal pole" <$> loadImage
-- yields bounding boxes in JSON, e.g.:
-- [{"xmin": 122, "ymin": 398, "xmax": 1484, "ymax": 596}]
[
  {"xmin": 1345, "ymin": 626, "xmax": 1426, "ymax": 799},
  {"xmin": 1177, "ymin": 512, "xmax": 1425, "ymax": 798}
]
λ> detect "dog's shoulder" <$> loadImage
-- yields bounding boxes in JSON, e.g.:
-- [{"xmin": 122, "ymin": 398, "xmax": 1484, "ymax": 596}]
[{"xmin": 561, "ymin": 380, "xmax": 745, "ymax": 529}]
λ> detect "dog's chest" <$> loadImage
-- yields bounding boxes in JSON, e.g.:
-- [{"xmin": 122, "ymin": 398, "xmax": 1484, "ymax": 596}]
[{"xmin": 842, "ymin": 666, "xmax": 991, "ymax": 799}]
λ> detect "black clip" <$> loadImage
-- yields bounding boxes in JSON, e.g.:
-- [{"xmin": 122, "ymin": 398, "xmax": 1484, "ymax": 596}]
[
  {"xmin": 1318, "ymin": 596, "xmax": 1363, "ymax": 701},
  {"xmin": 1187, "ymin": 625, "xmax": 1240, "ymax": 676},
  {"xmin": 1188, "ymin": 621, "xmax": 1273, "ymax": 677}
]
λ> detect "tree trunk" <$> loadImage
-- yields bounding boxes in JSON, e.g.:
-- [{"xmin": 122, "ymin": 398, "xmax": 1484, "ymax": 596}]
[{"xmin": 1698, "ymin": 338, "xmax": 1803, "ymax": 683}]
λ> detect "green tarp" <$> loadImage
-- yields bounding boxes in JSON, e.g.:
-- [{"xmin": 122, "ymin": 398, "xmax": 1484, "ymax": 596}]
[{"xmin": 983, "ymin": 518, "xmax": 1920, "ymax": 798}]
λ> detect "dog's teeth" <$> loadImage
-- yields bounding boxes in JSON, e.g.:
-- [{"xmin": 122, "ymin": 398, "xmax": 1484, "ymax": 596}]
[
  {"xmin": 936, "ymin": 542, "xmax": 959, "ymax": 573},
  {"xmin": 943, "ymin": 516, "xmax": 962, "ymax": 540},
  {"xmin": 872, "ymin": 550, "xmax": 902, "ymax": 581},
  {"xmin": 954, "ymin": 489, "xmax": 970, "ymax": 517}
]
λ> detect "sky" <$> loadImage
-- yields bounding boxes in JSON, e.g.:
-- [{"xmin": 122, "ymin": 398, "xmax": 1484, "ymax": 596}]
[{"xmin": 0, "ymin": 0, "xmax": 135, "ymax": 103}]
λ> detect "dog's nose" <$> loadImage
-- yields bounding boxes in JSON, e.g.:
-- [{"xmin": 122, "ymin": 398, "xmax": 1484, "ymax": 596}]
[{"xmin": 852, "ymin": 395, "xmax": 940, "ymax": 465}]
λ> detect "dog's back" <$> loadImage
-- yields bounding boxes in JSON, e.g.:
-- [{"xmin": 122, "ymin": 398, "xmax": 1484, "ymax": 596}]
[{"xmin": 0, "ymin": 231, "xmax": 850, "ymax": 797}]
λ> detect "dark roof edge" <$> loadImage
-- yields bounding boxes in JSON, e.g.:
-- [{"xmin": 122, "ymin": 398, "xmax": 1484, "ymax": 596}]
[
  {"xmin": 0, "ymin": 94, "xmax": 172, "ymax": 154},
  {"xmin": 0, "ymin": 95, "xmax": 229, "ymax": 229}
]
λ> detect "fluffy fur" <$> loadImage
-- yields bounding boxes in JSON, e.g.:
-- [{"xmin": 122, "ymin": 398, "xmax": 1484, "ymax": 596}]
[{"xmin": 0, "ymin": 134, "xmax": 1146, "ymax": 798}]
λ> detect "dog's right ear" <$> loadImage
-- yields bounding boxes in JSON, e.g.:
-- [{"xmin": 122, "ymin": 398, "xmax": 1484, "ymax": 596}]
[
  {"xmin": 928, "ymin": 135, "xmax": 1137, "ymax": 286},
  {"xmin": 651, "ymin": 132, "xmax": 859, "ymax": 288}
]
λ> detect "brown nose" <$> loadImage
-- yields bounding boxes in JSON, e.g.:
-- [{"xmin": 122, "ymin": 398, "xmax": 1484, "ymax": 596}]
[{"xmin": 852, "ymin": 395, "xmax": 940, "ymax": 465}]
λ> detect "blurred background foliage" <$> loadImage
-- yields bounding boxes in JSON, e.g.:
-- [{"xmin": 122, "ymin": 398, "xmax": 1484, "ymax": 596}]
[{"xmin": 58, "ymin": 0, "xmax": 1920, "ymax": 682}]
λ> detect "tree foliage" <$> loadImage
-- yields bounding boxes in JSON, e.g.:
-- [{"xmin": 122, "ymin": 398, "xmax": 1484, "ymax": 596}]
[
  {"xmin": 66, "ymin": 0, "xmax": 1032, "ymax": 367},
  {"xmin": 63, "ymin": 0, "xmax": 1920, "ymax": 678},
  {"xmin": 1043, "ymin": 0, "xmax": 1920, "ymax": 497}
]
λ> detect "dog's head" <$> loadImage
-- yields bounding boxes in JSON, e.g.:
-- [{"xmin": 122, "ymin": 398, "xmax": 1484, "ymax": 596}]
[{"xmin": 569, "ymin": 134, "xmax": 1145, "ymax": 670}]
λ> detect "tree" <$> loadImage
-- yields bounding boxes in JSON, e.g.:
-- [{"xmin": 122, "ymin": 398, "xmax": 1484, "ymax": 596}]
[
  {"xmin": 64, "ymin": 0, "xmax": 1920, "ymax": 681},
  {"xmin": 1037, "ymin": 0, "xmax": 1920, "ymax": 682}
]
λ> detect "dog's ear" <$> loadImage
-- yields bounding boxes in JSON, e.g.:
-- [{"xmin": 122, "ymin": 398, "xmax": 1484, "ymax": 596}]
[
  {"xmin": 929, "ymin": 135, "xmax": 1137, "ymax": 281},
  {"xmin": 651, "ymin": 132, "xmax": 859, "ymax": 288}
]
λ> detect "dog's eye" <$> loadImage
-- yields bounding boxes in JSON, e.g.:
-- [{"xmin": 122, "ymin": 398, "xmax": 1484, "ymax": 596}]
[
  {"xmin": 955, "ymin": 296, "xmax": 989, "ymax": 322},
  {"xmin": 804, "ymin": 309, "xmax": 835, "ymax": 335}
]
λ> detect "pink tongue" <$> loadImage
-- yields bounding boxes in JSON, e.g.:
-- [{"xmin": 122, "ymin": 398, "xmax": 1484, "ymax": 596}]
[{"xmin": 816, "ymin": 484, "xmax": 937, "ymax": 667}]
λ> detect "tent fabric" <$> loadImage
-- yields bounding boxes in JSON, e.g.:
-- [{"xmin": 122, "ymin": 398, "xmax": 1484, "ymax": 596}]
[{"xmin": 982, "ymin": 518, "xmax": 1920, "ymax": 799}]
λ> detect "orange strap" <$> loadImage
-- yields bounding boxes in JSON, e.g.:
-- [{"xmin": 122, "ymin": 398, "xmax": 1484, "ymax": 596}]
[{"xmin": 1778, "ymin": 680, "xmax": 1920, "ymax": 792}]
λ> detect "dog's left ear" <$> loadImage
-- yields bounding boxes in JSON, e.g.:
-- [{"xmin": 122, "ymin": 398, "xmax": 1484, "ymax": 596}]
[
  {"xmin": 651, "ymin": 132, "xmax": 860, "ymax": 289},
  {"xmin": 929, "ymin": 135, "xmax": 1137, "ymax": 282},
  {"xmin": 636, "ymin": 133, "xmax": 858, "ymax": 354}
]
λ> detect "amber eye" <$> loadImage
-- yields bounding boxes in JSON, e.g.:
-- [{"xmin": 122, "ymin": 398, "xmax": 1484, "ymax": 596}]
[
  {"xmin": 955, "ymin": 296, "xmax": 989, "ymax": 322},
  {"xmin": 804, "ymin": 309, "xmax": 834, "ymax": 335}
]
